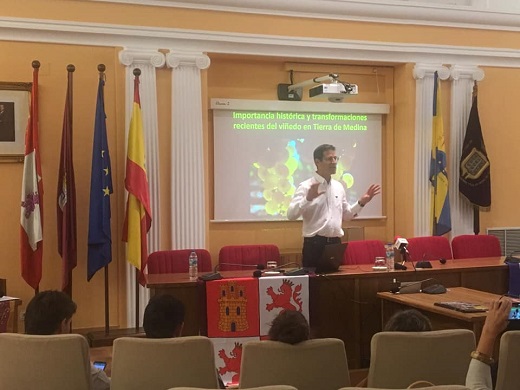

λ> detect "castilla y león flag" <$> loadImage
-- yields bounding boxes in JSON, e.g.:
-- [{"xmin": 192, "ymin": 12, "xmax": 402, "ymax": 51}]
[{"xmin": 20, "ymin": 64, "xmax": 43, "ymax": 290}]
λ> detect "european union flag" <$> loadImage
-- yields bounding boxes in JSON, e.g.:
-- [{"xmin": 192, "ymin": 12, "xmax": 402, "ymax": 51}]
[
  {"xmin": 430, "ymin": 72, "xmax": 451, "ymax": 236},
  {"xmin": 87, "ymin": 77, "xmax": 113, "ymax": 281}
]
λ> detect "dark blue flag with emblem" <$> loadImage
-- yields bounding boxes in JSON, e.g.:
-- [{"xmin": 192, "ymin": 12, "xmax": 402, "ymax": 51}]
[
  {"xmin": 459, "ymin": 93, "xmax": 491, "ymax": 210},
  {"xmin": 87, "ymin": 76, "xmax": 113, "ymax": 281}
]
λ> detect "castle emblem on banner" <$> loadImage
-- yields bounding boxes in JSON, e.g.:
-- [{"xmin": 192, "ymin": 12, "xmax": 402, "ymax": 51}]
[{"xmin": 218, "ymin": 281, "xmax": 249, "ymax": 332}]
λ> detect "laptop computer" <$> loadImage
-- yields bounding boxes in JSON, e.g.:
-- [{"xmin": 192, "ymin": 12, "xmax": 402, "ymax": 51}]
[{"xmin": 315, "ymin": 242, "xmax": 347, "ymax": 274}]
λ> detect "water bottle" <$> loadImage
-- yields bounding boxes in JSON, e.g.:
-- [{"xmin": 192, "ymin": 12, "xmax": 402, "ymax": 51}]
[
  {"xmin": 385, "ymin": 243, "xmax": 395, "ymax": 271},
  {"xmin": 189, "ymin": 251, "xmax": 198, "ymax": 279}
]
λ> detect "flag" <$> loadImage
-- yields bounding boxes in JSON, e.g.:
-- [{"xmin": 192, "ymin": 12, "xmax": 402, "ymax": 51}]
[
  {"xmin": 429, "ymin": 72, "xmax": 451, "ymax": 236},
  {"xmin": 87, "ymin": 76, "xmax": 113, "ymax": 281},
  {"xmin": 459, "ymin": 92, "xmax": 491, "ymax": 209},
  {"xmin": 20, "ymin": 63, "xmax": 43, "ymax": 290},
  {"xmin": 122, "ymin": 74, "xmax": 152, "ymax": 286},
  {"xmin": 57, "ymin": 68, "xmax": 77, "ymax": 292}
]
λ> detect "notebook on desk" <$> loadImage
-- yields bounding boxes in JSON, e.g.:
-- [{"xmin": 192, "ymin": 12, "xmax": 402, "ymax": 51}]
[
  {"xmin": 434, "ymin": 301, "xmax": 488, "ymax": 313},
  {"xmin": 315, "ymin": 243, "xmax": 347, "ymax": 274}
]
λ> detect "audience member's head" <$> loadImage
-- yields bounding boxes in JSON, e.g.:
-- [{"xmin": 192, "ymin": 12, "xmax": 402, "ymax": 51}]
[
  {"xmin": 143, "ymin": 294, "xmax": 185, "ymax": 338},
  {"xmin": 25, "ymin": 290, "xmax": 77, "ymax": 335},
  {"xmin": 383, "ymin": 309, "xmax": 432, "ymax": 332},
  {"xmin": 268, "ymin": 310, "xmax": 310, "ymax": 344}
]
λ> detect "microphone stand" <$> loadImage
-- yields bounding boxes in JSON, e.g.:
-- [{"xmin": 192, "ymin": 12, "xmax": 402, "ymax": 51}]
[{"xmin": 394, "ymin": 247, "xmax": 408, "ymax": 270}]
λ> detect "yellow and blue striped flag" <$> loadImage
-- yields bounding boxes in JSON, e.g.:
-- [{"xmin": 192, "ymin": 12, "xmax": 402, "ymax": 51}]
[{"xmin": 430, "ymin": 72, "xmax": 451, "ymax": 236}]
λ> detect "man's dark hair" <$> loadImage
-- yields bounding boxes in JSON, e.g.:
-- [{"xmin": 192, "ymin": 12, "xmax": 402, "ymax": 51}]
[
  {"xmin": 268, "ymin": 310, "xmax": 310, "ymax": 345},
  {"xmin": 25, "ymin": 290, "xmax": 77, "ymax": 335},
  {"xmin": 313, "ymin": 144, "xmax": 335, "ymax": 161},
  {"xmin": 383, "ymin": 309, "xmax": 432, "ymax": 332},
  {"xmin": 143, "ymin": 294, "xmax": 185, "ymax": 339}
]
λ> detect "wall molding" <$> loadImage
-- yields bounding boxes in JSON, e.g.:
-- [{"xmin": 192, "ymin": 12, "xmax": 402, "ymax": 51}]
[
  {"xmin": 2, "ymin": 16, "xmax": 520, "ymax": 67},
  {"xmin": 87, "ymin": 0, "xmax": 520, "ymax": 32}
]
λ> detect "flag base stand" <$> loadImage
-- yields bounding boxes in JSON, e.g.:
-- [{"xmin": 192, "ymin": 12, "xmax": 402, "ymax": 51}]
[{"xmin": 84, "ymin": 327, "xmax": 145, "ymax": 348}]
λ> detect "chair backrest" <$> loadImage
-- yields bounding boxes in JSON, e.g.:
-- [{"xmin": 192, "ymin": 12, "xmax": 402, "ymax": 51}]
[
  {"xmin": 170, "ymin": 386, "xmax": 298, "ymax": 390},
  {"xmin": 218, "ymin": 245, "xmax": 280, "ymax": 271},
  {"xmin": 344, "ymin": 240, "xmax": 386, "ymax": 265},
  {"xmin": 0, "ymin": 333, "xmax": 90, "ymax": 390},
  {"xmin": 240, "ymin": 338, "xmax": 350, "ymax": 390},
  {"xmin": 496, "ymin": 330, "xmax": 520, "ymax": 390},
  {"xmin": 367, "ymin": 329, "xmax": 475, "ymax": 388},
  {"xmin": 451, "ymin": 234, "xmax": 502, "ymax": 259},
  {"xmin": 407, "ymin": 236, "xmax": 453, "ymax": 262},
  {"xmin": 148, "ymin": 249, "xmax": 212, "ymax": 274},
  {"xmin": 339, "ymin": 387, "xmax": 469, "ymax": 390},
  {"xmin": 111, "ymin": 336, "xmax": 218, "ymax": 390}
]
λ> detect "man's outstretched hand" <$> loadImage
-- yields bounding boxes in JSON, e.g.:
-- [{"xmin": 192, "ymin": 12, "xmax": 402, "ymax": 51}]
[{"xmin": 358, "ymin": 184, "xmax": 381, "ymax": 206}]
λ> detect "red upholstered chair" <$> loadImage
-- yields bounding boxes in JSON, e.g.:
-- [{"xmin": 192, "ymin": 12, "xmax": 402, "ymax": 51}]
[
  {"xmin": 344, "ymin": 240, "xmax": 386, "ymax": 265},
  {"xmin": 147, "ymin": 249, "xmax": 212, "ymax": 274},
  {"xmin": 451, "ymin": 234, "xmax": 502, "ymax": 259},
  {"xmin": 407, "ymin": 236, "xmax": 453, "ymax": 262},
  {"xmin": 218, "ymin": 244, "xmax": 280, "ymax": 271}
]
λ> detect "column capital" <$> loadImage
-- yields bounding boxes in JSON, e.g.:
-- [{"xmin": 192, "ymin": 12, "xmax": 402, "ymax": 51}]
[
  {"xmin": 118, "ymin": 48, "xmax": 166, "ymax": 68},
  {"xmin": 166, "ymin": 51, "xmax": 211, "ymax": 70},
  {"xmin": 413, "ymin": 63, "xmax": 450, "ymax": 80},
  {"xmin": 449, "ymin": 65, "xmax": 485, "ymax": 81}
]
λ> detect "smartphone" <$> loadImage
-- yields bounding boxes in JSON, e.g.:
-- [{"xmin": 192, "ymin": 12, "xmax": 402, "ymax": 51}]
[
  {"xmin": 93, "ymin": 361, "xmax": 107, "ymax": 371},
  {"xmin": 509, "ymin": 303, "xmax": 520, "ymax": 321}
]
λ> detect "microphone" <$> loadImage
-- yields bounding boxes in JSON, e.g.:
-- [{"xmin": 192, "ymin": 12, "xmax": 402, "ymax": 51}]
[
  {"xmin": 267, "ymin": 262, "xmax": 309, "ymax": 277},
  {"xmin": 201, "ymin": 263, "xmax": 265, "ymax": 281},
  {"xmin": 415, "ymin": 253, "xmax": 434, "ymax": 269},
  {"xmin": 393, "ymin": 236, "xmax": 409, "ymax": 270},
  {"xmin": 214, "ymin": 263, "xmax": 265, "ymax": 272}
]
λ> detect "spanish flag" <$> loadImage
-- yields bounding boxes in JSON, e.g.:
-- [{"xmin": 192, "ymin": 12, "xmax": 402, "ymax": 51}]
[
  {"xmin": 122, "ymin": 72, "xmax": 152, "ymax": 286},
  {"xmin": 429, "ymin": 72, "xmax": 451, "ymax": 236}
]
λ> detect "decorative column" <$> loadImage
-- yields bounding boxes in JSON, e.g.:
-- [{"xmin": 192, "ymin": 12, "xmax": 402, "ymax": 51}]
[
  {"xmin": 166, "ymin": 51, "xmax": 210, "ymax": 249},
  {"xmin": 119, "ymin": 48, "xmax": 165, "ymax": 327},
  {"xmin": 413, "ymin": 64, "xmax": 450, "ymax": 237},
  {"xmin": 449, "ymin": 65, "xmax": 485, "ymax": 237}
]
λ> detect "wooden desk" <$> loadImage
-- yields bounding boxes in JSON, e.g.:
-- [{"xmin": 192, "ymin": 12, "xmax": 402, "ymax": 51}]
[
  {"xmin": 0, "ymin": 296, "xmax": 22, "ymax": 333},
  {"xmin": 377, "ymin": 287, "xmax": 499, "ymax": 340},
  {"xmin": 147, "ymin": 257, "xmax": 508, "ymax": 368}
]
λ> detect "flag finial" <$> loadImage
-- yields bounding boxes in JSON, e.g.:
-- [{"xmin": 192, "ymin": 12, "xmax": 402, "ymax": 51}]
[
  {"xmin": 32, "ymin": 60, "xmax": 40, "ymax": 69},
  {"xmin": 133, "ymin": 68, "xmax": 141, "ymax": 77},
  {"xmin": 67, "ymin": 64, "xmax": 75, "ymax": 73},
  {"xmin": 472, "ymin": 81, "xmax": 478, "ymax": 97}
]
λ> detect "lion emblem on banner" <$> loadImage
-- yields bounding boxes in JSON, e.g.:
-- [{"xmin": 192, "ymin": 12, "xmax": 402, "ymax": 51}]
[
  {"xmin": 218, "ymin": 342, "xmax": 243, "ymax": 383},
  {"xmin": 265, "ymin": 279, "xmax": 303, "ymax": 312}
]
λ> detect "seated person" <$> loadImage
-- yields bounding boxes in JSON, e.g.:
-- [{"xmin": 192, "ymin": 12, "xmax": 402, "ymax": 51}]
[
  {"xmin": 25, "ymin": 290, "xmax": 110, "ymax": 390},
  {"xmin": 466, "ymin": 298, "xmax": 511, "ymax": 390},
  {"xmin": 143, "ymin": 294, "xmax": 225, "ymax": 389},
  {"xmin": 383, "ymin": 309, "xmax": 432, "ymax": 332},
  {"xmin": 268, "ymin": 310, "xmax": 310, "ymax": 344},
  {"xmin": 143, "ymin": 294, "xmax": 185, "ymax": 338}
]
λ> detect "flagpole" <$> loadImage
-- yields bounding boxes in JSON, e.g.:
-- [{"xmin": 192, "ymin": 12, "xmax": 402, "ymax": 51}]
[
  {"xmin": 135, "ymin": 268, "xmax": 140, "ymax": 332},
  {"xmin": 31, "ymin": 59, "xmax": 41, "ymax": 297},
  {"xmin": 62, "ymin": 63, "xmax": 76, "ymax": 298},
  {"xmin": 471, "ymin": 81, "xmax": 481, "ymax": 236}
]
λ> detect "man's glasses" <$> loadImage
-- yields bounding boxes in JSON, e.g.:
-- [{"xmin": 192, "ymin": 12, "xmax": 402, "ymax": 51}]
[{"xmin": 323, "ymin": 156, "xmax": 340, "ymax": 163}]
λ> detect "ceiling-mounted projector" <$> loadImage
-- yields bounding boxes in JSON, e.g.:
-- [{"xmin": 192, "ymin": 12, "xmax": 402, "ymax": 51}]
[
  {"xmin": 309, "ymin": 82, "xmax": 358, "ymax": 103},
  {"xmin": 278, "ymin": 73, "xmax": 359, "ymax": 103}
]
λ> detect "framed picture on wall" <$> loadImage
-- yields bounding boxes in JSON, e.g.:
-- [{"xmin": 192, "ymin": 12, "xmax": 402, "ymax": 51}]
[{"xmin": 0, "ymin": 81, "xmax": 31, "ymax": 160}]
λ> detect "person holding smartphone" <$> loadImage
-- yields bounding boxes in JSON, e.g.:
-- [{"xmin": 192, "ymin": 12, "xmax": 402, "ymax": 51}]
[
  {"xmin": 466, "ymin": 297, "xmax": 512, "ymax": 390},
  {"xmin": 25, "ymin": 290, "xmax": 111, "ymax": 390}
]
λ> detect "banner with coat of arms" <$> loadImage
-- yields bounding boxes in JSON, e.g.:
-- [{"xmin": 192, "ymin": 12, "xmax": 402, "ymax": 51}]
[{"xmin": 206, "ymin": 275, "xmax": 309, "ymax": 386}]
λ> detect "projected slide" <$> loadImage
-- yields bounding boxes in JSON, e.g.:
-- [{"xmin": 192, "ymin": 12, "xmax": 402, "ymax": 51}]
[{"xmin": 213, "ymin": 100, "xmax": 386, "ymax": 222}]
